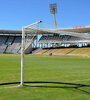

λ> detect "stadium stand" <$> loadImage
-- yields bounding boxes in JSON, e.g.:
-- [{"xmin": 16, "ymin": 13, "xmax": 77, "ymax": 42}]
[
  {"xmin": 68, "ymin": 36, "xmax": 90, "ymax": 42},
  {"xmin": 5, "ymin": 36, "xmax": 21, "ymax": 54},
  {"xmin": 38, "ymin": 35, "xmax": 89, "ymax": 44},
  {"xmin": 0, "ymin": 21, "xmax": 90, "ymax": 56},
  {"xmin": 37, "ymin": 48, "xmax": 76, "ymax": 55},
  {"xmin": 52, "ymin": 48, "xmax": 75, "ymax": 55},
  {"xmin": 0, "ymin": 33, "xmax": 90, "ymax": 55},
  {"xmin": 0, "ymin": 36, "xmax": 8, "ymax": 53},
  {"xmin": 0, "ymin": 45, "xmax": 7, "ymax": 53},
  {"xmin": 36, "ymin": 49, "xmax": 49, "ymax": 54},
  {"xmin": 0, "ymin": 35, "xmax": 36, "ymax": 54},
  {"xmin": 69, "ymin": 47, "xmax": 90, "ymax": 55},
  {"xmin": 36, "ymin": 47, "xmax": 90, "ymax": 56},
  {"xmin": 0, "ymin": 36, "xmax": 8, "ymax": 44},
  {"xmin": 6, "ymin": 36, "xmax": 15, "ymax": 45},
  {"xmin": 32, "ymin": 48, "xmax": 43, "ymax": 54},
  {"xmin": 38, "ymin": 35, "xmax": 69, "ymax": 43}
]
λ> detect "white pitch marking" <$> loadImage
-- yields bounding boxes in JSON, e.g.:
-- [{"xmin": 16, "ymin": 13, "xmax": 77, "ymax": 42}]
[
  {"xmin": 0, "ymin": 83, "xmax": 48, "ymax": 89},
  {"xmin": 25, "ymin": 83, "xmax": 50, "ymax": 86},
  {"xmin": 0, "ymin": 85, "xmax": 19, "ymax": 89}
]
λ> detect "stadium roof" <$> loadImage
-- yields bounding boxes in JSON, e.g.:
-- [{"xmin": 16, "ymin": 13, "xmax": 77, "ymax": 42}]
[
  {"xmin": 60, "ymin": 26, "xmax": 90, "ymax": 33},
  {"xmin": 0, "ymin": 30, "xmax": 22, "ymax": 34},
  {"xmin": 0, "ymin": 26, "xmax": 90, "ymax": 38},
  {"xmin": 0, "ymin": 26, "xmax": 90, "ymax": 34}
]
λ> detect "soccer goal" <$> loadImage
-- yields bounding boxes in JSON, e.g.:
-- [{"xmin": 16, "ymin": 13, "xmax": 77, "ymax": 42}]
[
  {"xmin": 20, "ymin": 21, "xmax": 90, "ymax": 88},
  {"xmin": 21, "ymin": 21, "xmax": 42, "ymax": 86}
]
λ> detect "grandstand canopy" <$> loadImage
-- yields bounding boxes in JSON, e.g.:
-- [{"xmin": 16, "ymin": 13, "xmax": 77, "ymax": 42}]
[
  {"xmin": 0, "ymin": 26, "xmax": 90, "ymax": 34},
  {"xmin": 0, "ymin": 21, "xmax": 90, "ymax": 39},
  {"xmin": 59, "ymin": 26, "xmax": 90, "ymax": 33}
]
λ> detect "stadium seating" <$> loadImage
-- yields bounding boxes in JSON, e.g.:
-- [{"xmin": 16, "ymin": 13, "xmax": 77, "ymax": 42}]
[
  {"xmin": 68, "ymin": 36, "xmax": 89, "ymax": 42},
  {"xmin": 0, "ymin": 45, "xmax": 7, "ymax": 53},
  {"xmin": 39, "ymin": 35, "xmax": 69, "ymax": 43},
  {"xmin": 0, "ymin": 36, "xmax": 8, "ymax": 53},
  {"xmin": 40, "ymin": 48, "xmax": 75, "ymax": 55},
  {"xmin": 0, "ymin": 35, "xmax": 90, "ymax": 56},
  {"xmin": 36, "ymin": 49, "xmax": 49, "ymax": 54},
  {"xmin": 37, "ymin": 47, "xmax": 90, "ymax": 56},
  {"xmin": 5, "ymin": 37, "xmax": 21, "ymax": 54},
  {"xmin": 5, "ymin": 36, "xmax": 35, "ymax": 54},
  {"xmin": 53, "ymin": 48, "xmax": 75, "ymax": 55},
  {"xmin": 69, "ymin": 47, "xmax": 90, "ymax": 55},
  {"xmin": 6, "ymin": 36, "xmax": 14, "ymax": 45},
  {"xmin": 0, "ymin": 36, "xmax": 8, "ymax": 45},
  {"xmin": 39, "ymin": 35, "xmax": 89, "ymax": 43}
]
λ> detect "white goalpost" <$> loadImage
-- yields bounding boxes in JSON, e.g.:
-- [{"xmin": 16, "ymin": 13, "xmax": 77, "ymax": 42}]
[
  {"xmin": 21, "ymin": 21, "xmax": 42, "ymax": 86},
  {"xmin": 21, "ymin": 27, "xmax": 25, "ymax": 86}
]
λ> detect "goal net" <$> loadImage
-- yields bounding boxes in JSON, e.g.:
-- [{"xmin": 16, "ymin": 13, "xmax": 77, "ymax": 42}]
[{"xmin": 20, "ymin": 21, "xmax": 90, "ymax": 87}]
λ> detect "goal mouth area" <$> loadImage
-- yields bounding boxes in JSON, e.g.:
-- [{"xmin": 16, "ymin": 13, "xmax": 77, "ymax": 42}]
[{"xmin": 0, "ymin": 81, "xmax": 90, "ymax": 88}]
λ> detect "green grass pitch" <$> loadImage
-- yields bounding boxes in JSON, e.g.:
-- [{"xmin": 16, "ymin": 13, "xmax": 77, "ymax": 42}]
[{"xmin": 0, "ymin": 54, "xmax": 90, "ymax": 100}]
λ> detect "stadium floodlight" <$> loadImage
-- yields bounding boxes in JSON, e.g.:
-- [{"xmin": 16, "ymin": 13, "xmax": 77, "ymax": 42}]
[
  {"xmin": 49, "ymin": 3, "xmax": 57, "ymax": 29},
  {"xmin": 21, "ymin": 21, "xmax": 42, "ymax": 87}
]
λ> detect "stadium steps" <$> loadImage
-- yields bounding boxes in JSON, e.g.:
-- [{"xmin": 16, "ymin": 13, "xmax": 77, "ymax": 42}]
[
  {"xmin": 43, "ymin": 49, "xmax": 52, "ymax": 54},
  {"xmin": 4, "ymin": 36, "xmax": 13, "ymax": 53},
  {"xmin": 12, "ymin": 36, "xmax": 16, "ymax": 44},
  {"xmin": 3, "ymin": 45, "xmax": 8, "ymax": 53},
  {"xmin": 1, "ymin": 36, "xmax": 9, "ymax": 53},
  {"xmin": 66, "ymin": 48, "xmax": 78, "ymax": 55},
  {"xmin": 51, "ymin": 48, "xmax": 75, "ymax": 55},
  {"xmin": 5, "ymin": 37, "xmax": 21, "ymax": 54},
  {"xmin": 42, "ymin": 48, "xmax": 76, "ymax": 55},
  {"xmin": 36, "ymin": 49, "xmax": 49, "ymax": 54},
  {"xmin": 17, "ymin": 47, "xmax": 21, "ymax": 54},
  {"xmin": 42, "ymin": 49, "xmax": 50, "ymax": 54},
  {"xmin": 32, "ymin": 48, "xmax": 42, "ymax": 54},
  {"xmin": 5, "ymin": 36, "xmax": 9, "ymax": 44}
]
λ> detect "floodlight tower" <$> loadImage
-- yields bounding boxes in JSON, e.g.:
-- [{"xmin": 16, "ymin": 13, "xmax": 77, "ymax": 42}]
[{"xmin": 49, "ymin": 3, "xmax": 57, "ymax": 29}]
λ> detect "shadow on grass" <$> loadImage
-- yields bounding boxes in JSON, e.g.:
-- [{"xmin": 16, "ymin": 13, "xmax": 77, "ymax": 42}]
[
  {"xmin": 26, "ymin": 85, "xmax": 90, "ymax": 95},
  {"xmin": 0, "ymin": 81, "xmax": 90, "ymax": 95},
  {"xmin": 74, "ymin": 88, "xmax": 90, "ymax": 95}
]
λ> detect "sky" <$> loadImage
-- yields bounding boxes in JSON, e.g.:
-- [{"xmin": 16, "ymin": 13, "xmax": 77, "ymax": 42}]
[{"xmin": 0, "ymin": 0, "xmax": 90, "ymax": 30}]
